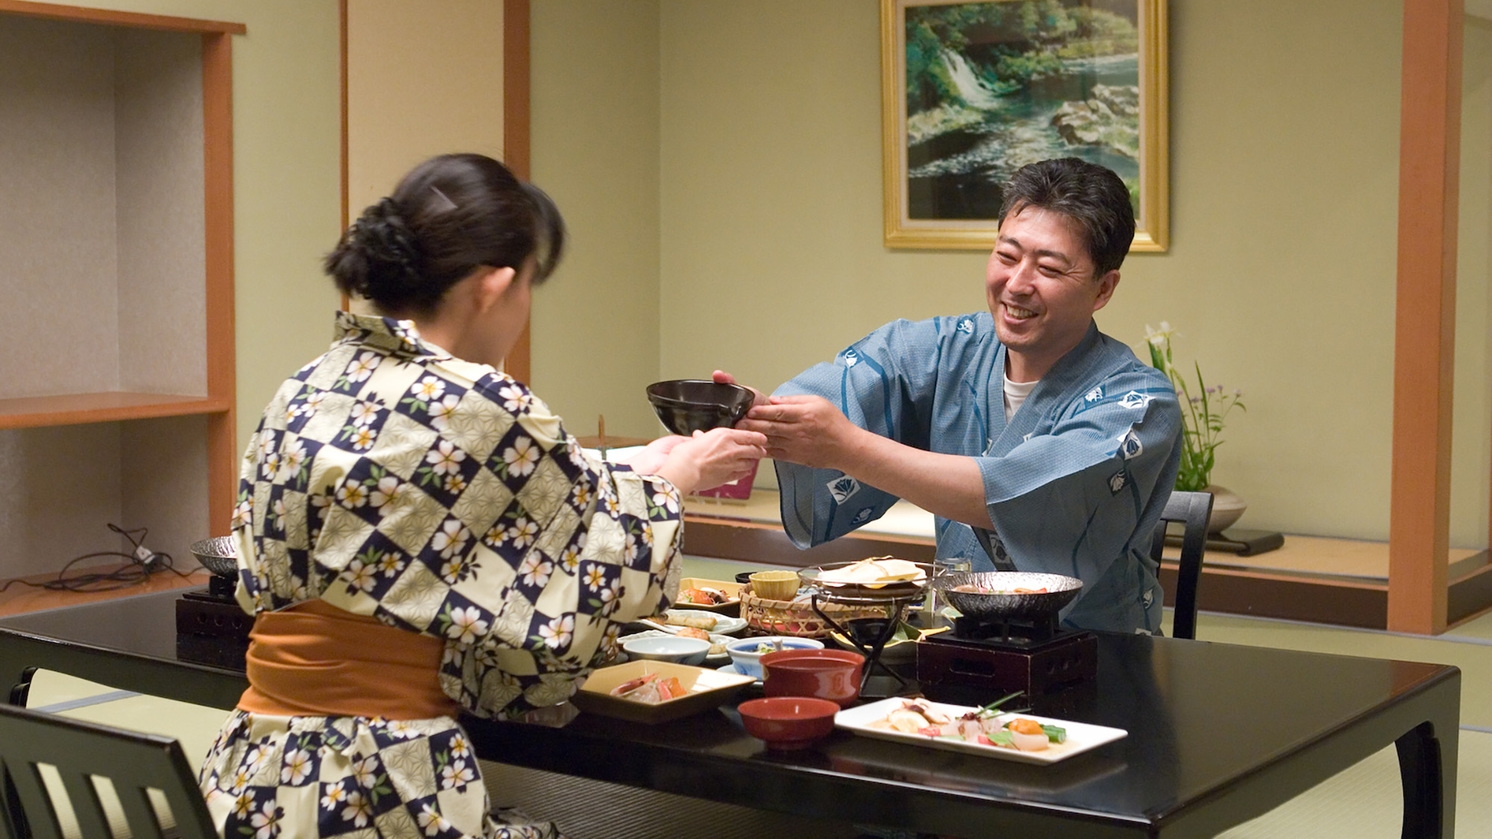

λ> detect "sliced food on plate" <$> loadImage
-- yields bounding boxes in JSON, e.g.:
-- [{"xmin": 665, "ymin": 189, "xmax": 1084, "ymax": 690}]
[
  {"xmin": 835, "ymin": 697, "xmax": 1127, "ymax": 765},
  {"xmin": 870, "ymin": 698, "xmax": 1064, "ymax": 751},
  {"xmin": 609, "ymin": 673, "xmax": 686, "ymax": 704}
]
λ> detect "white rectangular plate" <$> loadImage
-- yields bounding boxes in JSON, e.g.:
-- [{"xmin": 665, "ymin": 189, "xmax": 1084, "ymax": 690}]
[{"xmin": 835, "ymin": 697, "xmax": 1127, "ymax": 765}]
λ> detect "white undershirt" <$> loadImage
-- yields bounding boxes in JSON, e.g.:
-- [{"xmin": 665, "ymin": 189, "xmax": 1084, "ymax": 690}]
[{"xmin": 1003, "ymin": 374, "xmax": 1038, "ymax": 421}]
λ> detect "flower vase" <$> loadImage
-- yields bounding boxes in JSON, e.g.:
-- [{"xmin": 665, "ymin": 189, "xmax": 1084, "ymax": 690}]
[{"xmin": 1204, "ymin": 485, "xmax": 1247, "ymax": 534}]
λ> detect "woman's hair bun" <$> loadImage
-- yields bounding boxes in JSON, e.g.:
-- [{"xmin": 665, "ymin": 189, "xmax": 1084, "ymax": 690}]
[
  {"xmin": 324, "ymin": 154, "xmax": 566, "ymax": 314},
  {"xmin": 325, "ymin": 197, "xmax": 426, "ymax": 304}
]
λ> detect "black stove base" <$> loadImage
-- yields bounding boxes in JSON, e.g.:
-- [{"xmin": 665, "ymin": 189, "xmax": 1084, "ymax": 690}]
[
  {"xmin": 916, "ymin": 630, "xmax": 1098, "ymax": 706},
  {"xmin": 175, "ymin": 590, "xmax": 251, "ymax": 671}
]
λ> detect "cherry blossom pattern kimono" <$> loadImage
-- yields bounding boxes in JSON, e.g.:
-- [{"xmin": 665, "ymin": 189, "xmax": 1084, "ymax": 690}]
[
  {"xmin": 774, "ymin": 314, "xmax": 1182, "ymax": 634},
  {"xmin": 199, "ymin": 311, "xmax": 684, "ymax": 839}
]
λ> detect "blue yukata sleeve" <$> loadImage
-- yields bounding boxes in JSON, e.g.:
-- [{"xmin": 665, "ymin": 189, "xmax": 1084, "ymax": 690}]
[{"xmin": 771, "ymin": 317, "xmax": 949, "ymax": 549}]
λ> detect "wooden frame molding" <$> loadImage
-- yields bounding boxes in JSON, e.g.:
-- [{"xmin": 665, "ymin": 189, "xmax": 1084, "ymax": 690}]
[
  {"xmin": 0, "ymin": 0, "xmax": 243, "ymax": 33},
  {"xmin": 1388, "ymin": 0, "xmax": 1464, "ymax": 634}
]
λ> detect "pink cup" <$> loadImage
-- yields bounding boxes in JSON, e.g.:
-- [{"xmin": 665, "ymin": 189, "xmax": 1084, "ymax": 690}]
[{"xmin": 760, "ymin": 648, "xmax": 865, "ymax": 707}]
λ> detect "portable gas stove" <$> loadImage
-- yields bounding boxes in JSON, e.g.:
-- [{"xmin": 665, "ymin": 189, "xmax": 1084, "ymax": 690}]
[
  {"xmin": 916, "ymin": 612, "xmax": 1097, "ymax": 706},
  {"xmin": 175, "ymin": 538, "xmax": 252, "ymax": 669},
  {"xmin": 801, "ymin": 559, "xmax": 934, "ymax": 699}
]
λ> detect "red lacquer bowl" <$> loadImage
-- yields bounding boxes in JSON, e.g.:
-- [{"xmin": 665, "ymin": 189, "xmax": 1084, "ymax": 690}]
[
  {"xmin": 736, "ymin": 696, "xmax": 840, "ymax": 750},
  {"xmin": 760, "ymin": 648, "xmax": 865, "ymax": 707}
]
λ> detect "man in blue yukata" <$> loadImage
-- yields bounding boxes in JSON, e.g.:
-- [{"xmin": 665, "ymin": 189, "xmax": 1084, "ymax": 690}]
[{"xmin": 720, "ymin": 157, "xmax": 1183, "ymax": 634}]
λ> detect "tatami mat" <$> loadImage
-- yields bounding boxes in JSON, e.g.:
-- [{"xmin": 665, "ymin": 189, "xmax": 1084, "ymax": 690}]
[{"xmin": 23, "ymin": 671, "xmax": 227, "ymax": 772}]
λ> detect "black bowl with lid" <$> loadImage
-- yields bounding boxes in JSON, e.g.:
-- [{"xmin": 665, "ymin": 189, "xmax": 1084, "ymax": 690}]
[{"xmin": 645, "ymin": 379, "xmax": 755, "ymax": 435}]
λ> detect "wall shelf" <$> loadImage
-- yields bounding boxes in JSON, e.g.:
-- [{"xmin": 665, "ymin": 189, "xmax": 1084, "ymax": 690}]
[
  {"xmin": 0, "ymin": 2, "xmax": 241, "ymax": 613},
  {"xmin": 0, "ymin": 393, "xmax": 231, "ymax": 430}
]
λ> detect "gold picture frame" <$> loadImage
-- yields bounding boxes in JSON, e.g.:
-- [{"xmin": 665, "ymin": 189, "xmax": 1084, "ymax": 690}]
[{"xmin": 881, "ymin": 0, "xmax": 1168, "ymax": 252}]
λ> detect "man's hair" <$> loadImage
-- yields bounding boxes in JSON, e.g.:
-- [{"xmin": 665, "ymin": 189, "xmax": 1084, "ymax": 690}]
[{"xmin": 997, "ymin": 158, "xmax": 1135, "ymax": 276}]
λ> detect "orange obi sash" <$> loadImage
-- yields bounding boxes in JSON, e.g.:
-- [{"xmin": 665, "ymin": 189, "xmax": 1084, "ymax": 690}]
[{"xmin": 237, "ymin": 599, "xmax": 460, "ymax": 720}]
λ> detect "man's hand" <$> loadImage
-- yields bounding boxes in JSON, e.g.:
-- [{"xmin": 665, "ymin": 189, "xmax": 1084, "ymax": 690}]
[
  {"xmin": 742, "ymin": 394, "xmax": 993, "ymax": 529},
  {"xmin": 736, "ymin": 395, "xmax": 865, "ymax": 471},
  {"xmin": 711, "ymin": 370, "xmax": 769, "ymax": 408}
]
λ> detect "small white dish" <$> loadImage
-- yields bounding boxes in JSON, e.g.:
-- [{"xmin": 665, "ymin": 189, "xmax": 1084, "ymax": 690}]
[
  {"xmin": 640, "ymin": 610, "xmax": 747, "ymax": 636},
  {"xmin": 620, "ymin": 630, "xmax": 732, "ymax": 665},
  {"xmin": 622, "ymin": 635, "xmax": 711, "ymax": 666}
]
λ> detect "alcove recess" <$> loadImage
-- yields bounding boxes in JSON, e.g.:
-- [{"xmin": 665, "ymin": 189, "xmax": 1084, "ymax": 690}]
[{"xmin": 0, "ymin": 2, "xmax": 242, "ymax": 595}]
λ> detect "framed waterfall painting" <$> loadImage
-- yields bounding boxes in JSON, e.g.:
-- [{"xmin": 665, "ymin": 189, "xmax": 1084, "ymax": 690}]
[{"xmin": 881, "ymin": 0, "xmax": 1168, "ymax": 251}]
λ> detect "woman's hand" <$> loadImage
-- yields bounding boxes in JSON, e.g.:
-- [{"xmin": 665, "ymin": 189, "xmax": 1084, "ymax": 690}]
[
  {"xmin": 626, "ymin": 434, "xmax": 691, "ymax": 475},
  {"xmin": 650, "ymin": 427, "xmax": 767, "ymax": 494}
]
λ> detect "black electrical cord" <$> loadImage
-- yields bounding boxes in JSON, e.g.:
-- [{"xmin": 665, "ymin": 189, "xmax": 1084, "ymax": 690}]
[{"xmin": 0, "ymin": 523, "xmax": 199, "ymax": 595}]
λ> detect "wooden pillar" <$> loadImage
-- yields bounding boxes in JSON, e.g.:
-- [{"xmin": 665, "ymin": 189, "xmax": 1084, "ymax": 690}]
[
  {"xmin": 504, "ymin": 0, "xmax": 532, "ymax": 384},
  {"xmin": 203, "ymin": 29, "xmax": 237, "ymax": 533},
  {"xmin": 1388, "ymin": 0, "xmax": 1463, "ymax": 634}
]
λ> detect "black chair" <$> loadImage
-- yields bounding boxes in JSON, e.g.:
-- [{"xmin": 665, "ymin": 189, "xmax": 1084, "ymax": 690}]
[
  {"xmin": 0, "ymin": 703, "xmax": 216, "ymax": 839},
  {"xmin": 1150, "ymin": 490, "xmax": 1214, "ymax": 640}
]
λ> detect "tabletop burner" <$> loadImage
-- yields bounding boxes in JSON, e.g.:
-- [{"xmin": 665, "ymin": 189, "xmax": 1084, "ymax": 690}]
[
  {"xmin": 175, "ymin": 582, "xmax": 251, "ymax": 670},
  {"xmin": 206, "ymin": 573, "xmax": 236, "ymax": 599},
  {"xmin": 916, "ymin": 617, "xmax": 1098, "ymax": 705},
  {"xmin": 802, "ymin": 562, "xmax": 934, "ymax": 700},
  {"xmin": 949, "ymin": 612, "xmax": 1063, "ymax": 647}
]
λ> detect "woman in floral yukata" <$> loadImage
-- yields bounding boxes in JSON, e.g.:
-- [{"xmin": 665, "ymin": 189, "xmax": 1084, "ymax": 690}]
[{"xmin": 198, "ymin": 153, "xmax": 766, "ymax": 839}]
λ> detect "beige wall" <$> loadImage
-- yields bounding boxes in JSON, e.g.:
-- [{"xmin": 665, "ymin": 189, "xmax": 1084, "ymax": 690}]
[
  {"xmin": 531, "ymin": 1, "xmax": 663, "ymax": 439},
  {"xmin": 346, "ymin": 0, "xmax": 506, "ymax": 218},
  {"xmin": 532, "ymin": 0, "xmax": 1492, "ymax": 547}
]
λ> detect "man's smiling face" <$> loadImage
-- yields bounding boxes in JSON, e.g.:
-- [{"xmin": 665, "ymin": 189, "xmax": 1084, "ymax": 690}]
[{"xmin": 985, "ymin": 204, "xmax": 1119, "ymax": 382}]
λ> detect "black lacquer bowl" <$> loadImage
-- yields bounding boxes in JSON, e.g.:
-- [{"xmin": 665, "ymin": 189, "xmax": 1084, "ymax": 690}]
[
  {"xmin": 934, "ymin": 571, "xmax": 1082, "ymax": 621},
  {"xmin": 645, "ymin": 380, "xmax": 755, "ymax": 435},
  {"xmin": 189, "ymin": 535, "xmax": 239, "ymax": 578}
]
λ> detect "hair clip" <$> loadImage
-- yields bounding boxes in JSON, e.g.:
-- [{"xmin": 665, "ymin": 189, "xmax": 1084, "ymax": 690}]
[{"xmin": 430, "ymin": 186, "xmax": 458, "ymax": 212}]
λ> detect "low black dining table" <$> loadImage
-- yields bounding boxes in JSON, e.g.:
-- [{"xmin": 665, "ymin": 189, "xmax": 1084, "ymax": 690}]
[{"xmin": 0, "ymin": 588, "xmax": 1460, "ymax": 838}]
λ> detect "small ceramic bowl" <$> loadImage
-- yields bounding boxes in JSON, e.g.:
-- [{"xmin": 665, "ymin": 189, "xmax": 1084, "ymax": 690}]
[
  {"xmin": 736, "ymin": 696, "xmax": 841, "ymax": 750},
  {"xmin": 748, "ymin": 569, "xmax": 801, "ymax": 601},
  {"xmin": 725, "ymin": 636, "xmax": 824, "ymax": 680},
  {"xmin": 621, "ymin": 635, "xmax": 712, "ymax": 666},
  {"xmin": 761, "ymin": 648, "xmax": 865, "ymax": 707}
]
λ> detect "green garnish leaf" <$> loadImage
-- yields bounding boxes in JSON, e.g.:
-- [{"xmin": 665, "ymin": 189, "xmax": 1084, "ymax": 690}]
[{"xmin": 976, "ymin": 690, "xmax": 1025, "ymax": 717}]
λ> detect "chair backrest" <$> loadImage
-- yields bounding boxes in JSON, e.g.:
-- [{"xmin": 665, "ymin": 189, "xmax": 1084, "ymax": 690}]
[
  {"xmin": 1150, "ymin": 490, "xmax": 1214, "ymax": 640},
  {"xmin": 0, "ymin": 703, "xmax": 217, "ymax": 839}
]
